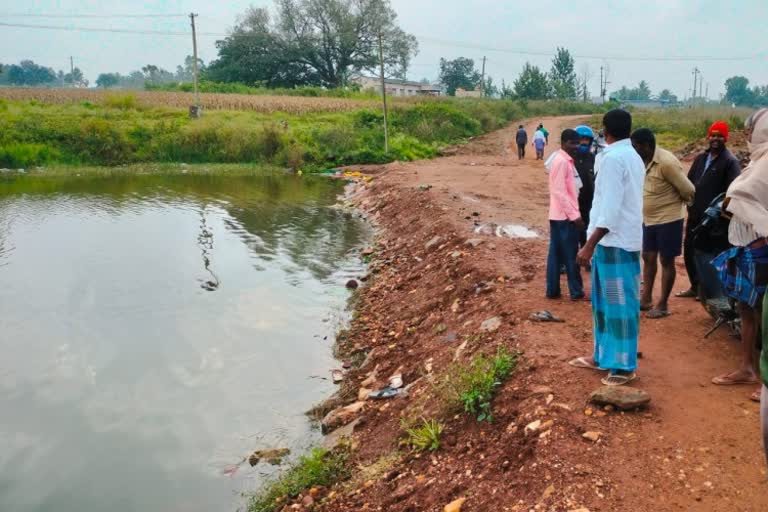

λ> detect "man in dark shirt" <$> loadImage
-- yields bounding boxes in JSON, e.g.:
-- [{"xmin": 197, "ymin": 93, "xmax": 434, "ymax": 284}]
[
  {"xmin": 677, "ymin": 121, "xmax": 741, "ymax": 298},
  {"xmin": 515, "ymin": 125, "xmax": 528, "ymax": 160},
  {"xmin": 574, "ymin": 125, "xmax": 596, "ymax": 248}
]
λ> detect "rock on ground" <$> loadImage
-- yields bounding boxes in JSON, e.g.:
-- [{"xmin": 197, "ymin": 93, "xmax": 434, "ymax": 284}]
[
  {"xmin": 590, "ymin": 386, "xmax": 651, "ymax": 411},
  {"xmin": 480, "ymin": 316, "xmax": 502, "ymax": 332}
]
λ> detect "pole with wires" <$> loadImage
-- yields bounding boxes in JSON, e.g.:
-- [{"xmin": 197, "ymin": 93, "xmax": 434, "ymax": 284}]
[{"xmin": 189, "ymin": 13, "xmax": 201, "ymax": 118}]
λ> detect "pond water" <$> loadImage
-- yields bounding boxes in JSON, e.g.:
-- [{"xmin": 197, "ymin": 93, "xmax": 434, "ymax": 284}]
[{"xmin": 0, "ymin": 172, "xmax": 368, "ymax": 512}]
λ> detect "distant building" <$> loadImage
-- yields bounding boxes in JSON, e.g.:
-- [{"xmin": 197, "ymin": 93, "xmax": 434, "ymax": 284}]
[
  {"xmin": 352, "ymin": 76, "xmax": 442, "ymax": 97},
  {"xmin": 455, "ymin": 86, "xmax": 482, "ymax": 98}
]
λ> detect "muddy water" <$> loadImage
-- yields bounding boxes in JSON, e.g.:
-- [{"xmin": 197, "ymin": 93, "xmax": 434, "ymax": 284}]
[{"xmin": 0, "ymin": 172, "xmax": 367, "ymax": 512}]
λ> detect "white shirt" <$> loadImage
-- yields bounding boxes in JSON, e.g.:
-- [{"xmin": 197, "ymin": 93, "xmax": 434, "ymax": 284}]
[
  {"xmin": 533, "ymin": 130, "xmax": 546, "ymax": 142},
  {"xmin": 587, "ymin": 138, "xmax": 645, "ymax": 252}
]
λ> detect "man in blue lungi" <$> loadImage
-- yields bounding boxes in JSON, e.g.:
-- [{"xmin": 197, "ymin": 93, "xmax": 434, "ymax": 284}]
[{"xmin": 571, "ymin": 109, "xmax": 645, "ymax": 386}]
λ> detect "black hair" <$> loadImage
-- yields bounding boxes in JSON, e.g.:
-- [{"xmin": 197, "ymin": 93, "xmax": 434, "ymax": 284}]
[
  {"xmin": 561, "ymin": 128, "xmax": 580, "ymax": 145},
  {"xmin": 519, "ymin": 124, "xmax": 524, "ymax": 128},
  {"xmin": 630, "ymin": 128, "xmax": 656, "ymax": 153},
  {"xmin": 603, "ymin": 109, "xmax": 632, "ymax": 140}
]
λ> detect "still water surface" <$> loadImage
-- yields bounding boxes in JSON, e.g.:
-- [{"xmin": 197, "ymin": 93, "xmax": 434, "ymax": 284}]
[{"xmin": 0, "ymin": 173, "xmax": 367, "ymax": 512}]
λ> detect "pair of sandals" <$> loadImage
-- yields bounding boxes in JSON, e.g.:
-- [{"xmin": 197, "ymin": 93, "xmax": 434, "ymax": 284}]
[
  {"xmin": 712, "ymin": 372, "xmax": 762, "ymax": 402},
  {"xmin": 569, "ymin": 356, "xmax": 637, "ymax": 386}
]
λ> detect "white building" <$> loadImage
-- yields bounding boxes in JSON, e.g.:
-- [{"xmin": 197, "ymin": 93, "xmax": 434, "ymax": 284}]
[{"xmin": 353, "ymin": 76, "xmax": 442, "ymax": 97}]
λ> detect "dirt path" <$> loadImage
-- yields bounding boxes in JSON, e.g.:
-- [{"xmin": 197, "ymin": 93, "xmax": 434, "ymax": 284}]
[{"xmin": 320, "ymin": 116, "xmax": 767, "ymax": 512}]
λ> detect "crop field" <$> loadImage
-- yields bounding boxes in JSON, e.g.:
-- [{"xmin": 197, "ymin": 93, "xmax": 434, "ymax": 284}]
[{"xmin": 0, "ymin": 87, "xmax": 379, "ymax": 114}]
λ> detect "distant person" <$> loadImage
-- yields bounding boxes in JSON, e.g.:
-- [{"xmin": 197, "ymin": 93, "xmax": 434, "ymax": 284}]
[
  {"xmin": 574, "ymin": 125, "xmax": 596, "ymax": 250},
  {"xmin": 533, "ymin": 129, "xmax": 547, "ymax": 160},
  {"xmin": 630, "ymin": 128, "xmax": 694, "ymax": 319},
  {"xmin": 571, "ymin": 109, "xmax": 645, "ymax": 386},
  {"xmin": 709, "ymin": 109, "xmax": 768, "ymax": 404},
  {"xmin": 546, "ymin": 129, "xmax": 585, "ymax": 300},
  {"xmin": 538, "ymin": 123, "xmax": 550, "ymax": 144},
  {"xmin": 515, "ymin": 124, "xmax": 528, "ymax": 160},
  {"xmin": 677, "ymin": 121, "xmax": 741, "ymax": 298}
]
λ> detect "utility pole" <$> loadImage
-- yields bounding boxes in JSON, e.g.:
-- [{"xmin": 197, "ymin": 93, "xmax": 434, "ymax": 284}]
[
  {"xmin": 377, "ymin": 32, "xmax": 389, "ymax": 154},
  {"xmin": 699, "ymin": 74, "xmax": 704, "ymax": 99},
  {"xmin": 691, "ymin": 67, "xmax": 699, "ymax": 105},
  {"xmin": 189, "ymin": 13, "xmax": 201, "ymax": 117},
  {"xmin": 600, "ymin": 66, "xmax": 604, "ymax": 103},
  {"xmin": 480, "ymin": 56, "xmax": 487, "ymax": 97},
  {"xmin": 705, "ymin": 82, "xmax": 709, "ymax": 101}
]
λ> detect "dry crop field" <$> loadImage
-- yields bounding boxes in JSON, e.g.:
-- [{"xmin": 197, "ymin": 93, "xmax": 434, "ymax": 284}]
[{"xmin": 0, "ymin": 87, "xmax": 379, "ymax": 114}]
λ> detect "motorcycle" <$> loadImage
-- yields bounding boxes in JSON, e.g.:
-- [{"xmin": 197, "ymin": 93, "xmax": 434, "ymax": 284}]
[{"xmin": 690, "ymin": 193, "xmax": 741, "ymax": 338}]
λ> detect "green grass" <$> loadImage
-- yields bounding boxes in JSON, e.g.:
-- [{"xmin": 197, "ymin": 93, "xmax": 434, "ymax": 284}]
[
  {"xmin": 247, "ymin": 448, "xmax": 350, "ymax": 512},
  {"xmin": 402, "ymin": 418, "xmax": 444, "ymax": 452},
  {"xmin": 440, "ymin": 346, "xmax": 518, "ymax": 422},
  {"xmin": 0, "ymin": 96, "xmax": 606, "ymax": 170}
]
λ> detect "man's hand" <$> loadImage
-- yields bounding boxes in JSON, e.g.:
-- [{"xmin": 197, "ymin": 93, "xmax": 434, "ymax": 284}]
[
  {"xmin": 573, "ymin": 218, "xmax": 585, "ymax": 231},
  {"xmin": 577, "ymin": 244, "xmax": 594, "ymax": 267}
]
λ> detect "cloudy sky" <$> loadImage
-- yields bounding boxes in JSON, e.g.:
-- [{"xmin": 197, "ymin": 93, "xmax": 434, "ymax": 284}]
[{"xmin": 1, "ymin": 0, "xmax": 766, "ymax": 99}]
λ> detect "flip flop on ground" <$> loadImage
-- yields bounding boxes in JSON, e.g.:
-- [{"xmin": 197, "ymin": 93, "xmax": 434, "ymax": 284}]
[
  {"xmin": 568, "ymin": 356, "xmax": 603, "ymax": 371},
  {"xmin": 675, "ymin": 289, "xmax": 697, "ymax": 298},
  {"xmin": 601, "ymin": 371, "xmax": 637, "ymax": 386},
  {"xmin": 645, "ymin": 308, "xmax": 670, "ymax": 319},
  {"xmin": 711, "ymin": 372, "xmax": 759, "ymax": 386}
]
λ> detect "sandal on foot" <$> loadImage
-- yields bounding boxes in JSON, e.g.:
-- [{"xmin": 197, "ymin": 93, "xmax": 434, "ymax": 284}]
[
  {"xmin": 568, "ymin": 356, "xmax": 602, "ymax": 370},
  {"xmin": 675, "ymin": 289, "xmax": 696, "ymax": 298},
  {"xmin": 645, "ymin": 309, "xmax": 670, "ymax": 319},
  {"xmin": 601, "ymin": 371, "xmax": 637, "ymax": 386},
  {"xmin": 711, "ymin": 373, "xmax": 759, "ymax": 386}
]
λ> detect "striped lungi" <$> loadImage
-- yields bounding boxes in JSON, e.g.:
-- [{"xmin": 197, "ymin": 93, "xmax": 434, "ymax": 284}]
[{"xmin": 592, "ymin": 245, "xmax": 641, "ymax": 372}]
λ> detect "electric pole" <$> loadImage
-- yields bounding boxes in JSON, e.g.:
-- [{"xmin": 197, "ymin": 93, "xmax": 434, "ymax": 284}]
[
  {"xmin": 189, "ymin": 13, "xmax": 201, "ymax": 117},
  {"xmin": 705, "ymin": 82, "xmax": 709, "ymax": 101},
  {"xmin": 691, "ymin": 67, "xmax": 699, "ymax": 105},
  {"xmin": 480, "ymin": 56, "xmax": 487, "ymax": 97},
  {"xmin": 600, "ymin": 66, "xmax": 604, "ymax": 103},
  {"xmin": 377, "ymin": 32, "xmax": 389, "ymax": 154}
]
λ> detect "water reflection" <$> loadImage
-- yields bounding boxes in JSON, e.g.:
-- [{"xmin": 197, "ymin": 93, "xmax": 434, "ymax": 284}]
[{"xmin": 0, "ymin": 172, "xmax": 368, "ymax": 512}]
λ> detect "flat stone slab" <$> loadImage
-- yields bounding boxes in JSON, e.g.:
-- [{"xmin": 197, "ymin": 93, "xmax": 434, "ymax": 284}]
[
  {"xmin": 479, "ymin": 316, "xmax": 502, "ymax": 332},
  {"xmin": 590, "ymin": 386, "xmax": 651, "ymax": 411}
]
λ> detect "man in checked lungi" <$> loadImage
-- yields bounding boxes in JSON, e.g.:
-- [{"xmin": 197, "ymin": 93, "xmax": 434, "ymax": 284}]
[{"xmin": 570, "ymin": 109, "xmax": 646, "ymax": 386}]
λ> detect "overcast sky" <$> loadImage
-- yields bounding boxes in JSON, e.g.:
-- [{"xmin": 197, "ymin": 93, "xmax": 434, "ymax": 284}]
[{"xmin": 1, "ymin": 0, "xmax": 766, "ymax": 99}]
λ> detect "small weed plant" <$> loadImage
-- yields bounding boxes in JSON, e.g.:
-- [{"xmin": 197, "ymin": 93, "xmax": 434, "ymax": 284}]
[{"xmin": 402, "ymin": 418, "xmax": 444, "ymax": 452}]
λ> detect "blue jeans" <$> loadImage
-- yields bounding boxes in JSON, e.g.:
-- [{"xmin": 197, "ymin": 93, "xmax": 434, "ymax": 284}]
[{"xmin": 546, "ymin": 220, "xmax": 584, "ymax": 299}]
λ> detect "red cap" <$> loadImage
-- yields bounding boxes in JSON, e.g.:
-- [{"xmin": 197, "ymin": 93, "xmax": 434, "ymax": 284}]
[{"xmin": 708, "ymin": 121, "xmax": 729, "ymax": 141}]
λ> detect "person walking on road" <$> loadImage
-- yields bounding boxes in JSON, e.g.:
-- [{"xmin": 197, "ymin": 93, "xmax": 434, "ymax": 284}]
[
  {"xmin": 677, "ymin": 121, "xmax": 741, "ymax": 298},
  {"xmin": 631, "ymin": 128, "xmax": 695, "ymax": 319},
  {"xmin": 538, "ymin": 123, "xmax": 550, "ymax": 145},
  {"xmin": 533, "ymin": 128, "xmax": 547, "ymax": 160},
  {"xmin": 515, "ymin": 124, "xmax": 528, "ymax": 160},
  {"xmin": 574, "ymin": 125, "xmax": 596, "ymax": 250},
  {"xmin": 571, "ymin": 109, "xmax": 645, "ymax": 386},
  {"xmin": 546, "ymin": 129, "xmax": 585, "ymax": 300},
  {"xmin": 709, "ymin": 109, "xmax": 768, "ymax": 404}
]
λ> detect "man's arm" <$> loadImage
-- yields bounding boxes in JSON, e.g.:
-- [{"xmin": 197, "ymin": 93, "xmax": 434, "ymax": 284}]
[
  {"xmin": 661, "ymin": 159, "xmax": 695, "ymax": 203},
  {"xmin": 577, "ymin": 228, "xmax": 609, "ymax": 266}
]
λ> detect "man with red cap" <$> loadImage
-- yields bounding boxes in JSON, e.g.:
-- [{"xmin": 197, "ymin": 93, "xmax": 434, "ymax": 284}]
[{"xmin": 677, "ymin": 121, "xmax": 741, "ymax": 298}]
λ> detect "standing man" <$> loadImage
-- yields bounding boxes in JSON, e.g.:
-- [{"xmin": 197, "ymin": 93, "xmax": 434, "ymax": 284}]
[
  {"xmin": 538, "ymin": 123, "xmax": 550, "ymax": 145},
  {"xmin": 677, "ymin": 121, "xmax": 741, "ymax": 298},
  {"xmin": 572, "ymin": 109, "xmax": 645, "ymax": 386},
  {"xmin": 533, "ymin": 128, "xmax": 547, "ymax": 160},
  {"xmin": 574, "ymin": 125, "xmax": 596, "ymax": 249},
  {"xmin": 546, "ymin": 129, "xmax": 585, "ymax": 300},
  {"xmin": 515, "ymin": 124, "xmax": 528, "ymax": 160},
  {"xmin": 631, "ymin": 128, "xmax": 695, "ymax": 318}
]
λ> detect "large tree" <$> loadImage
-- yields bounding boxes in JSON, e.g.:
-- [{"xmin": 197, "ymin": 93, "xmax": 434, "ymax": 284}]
[
  {"xmin": 724, "ymin": 76, "xmax": 753, "ymax": 106},
  {"xmin": 438, "ymin": 57, "xmax": 480, "ymax": 96},
  {"xmin": 6, "ymin": 60, "xmax": 56, "ymax": 86},
  {"xmin": 96, "ymin": 73, "xmax": 120, "ymax": 88},
  {"xmin": 207, "ymin": 0, "xmax": 418, "ymax": 88},
  {"xmin": 549, "ymin": 47, "xmax": 577, "ymax": 99},
  {"xmin": 513, "ymin": 62, "xmax": 550, "ymax": 100}
]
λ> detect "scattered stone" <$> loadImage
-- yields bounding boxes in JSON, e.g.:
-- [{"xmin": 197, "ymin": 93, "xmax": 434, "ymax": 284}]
[
  {"xmin": 582, "ymin": 431, "xmax": 602, "ymax": 443},
  {"xmin": 480, "ymin": 316, "xmax": 502, "ymax": 333},
  {"xmin": 361, "ymin": 366, "xmax": 379, "ymax": 388},
  {"xmin": 525, "ymin": 420, "xmax": 542, "ymax": 433},
  {"xmin": 465, "ymin": 238, "xmax": 484, "ymax": 248},
  {"xmin": 450, "ymin": 251, "xmax": 462, "ymax": 259},
  {"xmin": 425, "ymin": 236, "xmax": 443, "ymax": 251},
  {"xmin": 530, "ymin": 385, "xmax": 553, "ymax": 395},
  {"xmin": 248, "ymin": 448, "xmax": 291, "ymax": 466},
  {"xmin": 541, "ymin": 484, "xmax": 556, "ymax": 500},
  {"xmin": 454, "ymin": 340, "xmax": 468, "ymax": 361},
  {"xmin": 569, "ymin": 508, "xmax": 591, "ymax": 512},
  {"xmin": 529, "ymin": 310, "xmax": 564, "ymax": 323},
  {"xmin": 361, "ymin": 247, "xmax": 375, "ymax": 257},
  {"xmin": 590, "ymin": 386, "xmax": 651, "ymax": 411},
  {"xmin": 321, "ymin": 401, "xmax": 366, "ymax": 433},
  {"xmin": 302, "ymin": 495, "xmax": 315, "ymax": 507},
  {"xmin": 552, "ymin": 403, "xmax": 573, "ymax": 412},
  {"xmin": 451, "ymin": 299, "xmax": 461, "ymax": 313},
  {"xmin": 359, "ymin": 348, "xmax": 378, "ymax": 370},
  {"xmin": 444, "ymin": 497, "xmax": 467, "ymax": 512},
  {"xmin": 488, "ymin": 243, "xmax": 496, "ymax": 250},
  {"xmin": 345, "ymin": 279, "xmax": 359, "ymax": 290},
  {"xmin": 358, "ymin": 387, "xmax": 372, "ymax": 401}
]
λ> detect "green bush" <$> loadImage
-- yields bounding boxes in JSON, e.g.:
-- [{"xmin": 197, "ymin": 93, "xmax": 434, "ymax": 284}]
[
  {"xmin": 247, "ymin": 448, "xmax": 350, "ymax": 512},
  {"xmin": 102, "ymin": 94, "xmax": 139, "ymax": 110},
  {"xmin": 392, "ymin": 103, "xmax": 481, "ymax": 142},
  {"xmin": 76, "ymin": 118, "xmax": 132, "ymax": 164},
  {"xmin": 402, "ymin": 418, "xmax": 444, "ymax": 452},
  {"xmin": 0, "ymin": 143, "xmax": 60, "ymax": 167}
]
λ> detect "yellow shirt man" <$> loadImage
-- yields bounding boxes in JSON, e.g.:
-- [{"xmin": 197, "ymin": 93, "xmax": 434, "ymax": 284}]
[{"xmin": 643, "ymin": 147, "xmax": 695, "ymax": 226}]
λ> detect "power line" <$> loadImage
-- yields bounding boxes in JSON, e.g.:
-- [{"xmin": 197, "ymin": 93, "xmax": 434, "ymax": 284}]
[
  {"xmin": 0, "ymin": 21, "xmax": 225, "ymax": 37},
  {"xmin": 1, "ymin": 13, "xmax": 188, "ymax": 18}
]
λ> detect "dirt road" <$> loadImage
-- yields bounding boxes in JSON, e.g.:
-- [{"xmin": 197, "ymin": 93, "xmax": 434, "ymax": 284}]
[{"xmin": 322, "ymin": 116, "xmax": 767, "ymax": 512}]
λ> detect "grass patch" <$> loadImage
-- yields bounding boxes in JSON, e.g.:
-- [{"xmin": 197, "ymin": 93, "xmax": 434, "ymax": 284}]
[
  {"xmin": 401, "ymin": 418, "xmax": 444, "ymax": 452},
  {"xmin": 247, "ymin": 447, "xmax": 350, "ymax": 512},
  {"xmin": 440, "ymin": 346, "xmax": 518, "ymax": 422}
]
